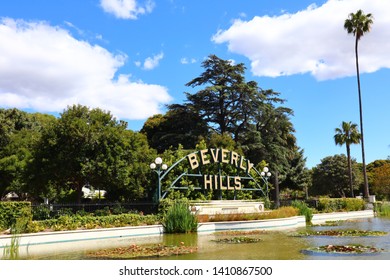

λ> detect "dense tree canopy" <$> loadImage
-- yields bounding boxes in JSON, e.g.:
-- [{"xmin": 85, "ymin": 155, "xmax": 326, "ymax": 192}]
[
  {"xmin": 311, "ymin": 154, "xmax": 362, "ymax": 197},
  {"xmin": 27, "ymin": 105, "xmax": 156, "ymax": 203},
  {"xmin": 0, "ymin": 109, "xmax": 56, "ymax": 198}
]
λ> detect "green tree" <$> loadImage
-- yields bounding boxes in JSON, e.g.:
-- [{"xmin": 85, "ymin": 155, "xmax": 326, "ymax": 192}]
[
  {"xmin": 280, "ymin": 147, "xmax": 310, "ymax": 198},
  {"xmin": 183, "ymin": 54, "xmax": 262, "ymax": 140},
  {"xmin": 334, "ymin": 121, "xmax": 361, "ymax": 197},
  {"xmin": 28, "ymin": 105, "xmax": 154, "ymax": 203},
  {"xmin": 311, "ymin": 154, "xmax": 362, "ymax": 197},
  {"xmin": 179, "ymin": 55, "xmax": 300, "ymax": 207},
  {"xmin": 0, "ymin": 109, "xmax": 56, "ymax": 198},
  {"xmin": 141, "ymin": 104, "xmax": 208, "ymax": 152},
  {"xmin": 241, "ymin": 103, "xmax": 297, "ymax": 207},
  {"xmin": 371, "ymin": 163, "xmax": 390, "ymax": 200},
  {"xmin": 344, "ymin": 9, "xmax": 374, "ymax": 198}
]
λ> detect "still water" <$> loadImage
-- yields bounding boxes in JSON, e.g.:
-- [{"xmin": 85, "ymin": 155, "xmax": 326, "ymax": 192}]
[{"xmin": 34, "ymin": 217, "xmax": 390, "ymax": 260}]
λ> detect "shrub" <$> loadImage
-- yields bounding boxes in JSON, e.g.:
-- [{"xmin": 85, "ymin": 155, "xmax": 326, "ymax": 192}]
[
  {"xmin": 317, "ymin": 198, "xmax": 365, "ymax": 212},
  {"xmin": 94, "ymin": 206, "xmax": 111, "ymax": 216},
  {"xmin": 162, "ymin": 201, "xmax": 198, "ymax": 233},
  {"xmin": 0, "ymin": 202, "xmax": 32, "ymax": 232},
  {"xmin": 32, "ymin": 204, "xmax": 51, "ymax": 220}
]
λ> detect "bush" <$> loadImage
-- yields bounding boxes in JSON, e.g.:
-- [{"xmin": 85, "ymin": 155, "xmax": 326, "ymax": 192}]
[
  {"xmin": 32, "ymin": 204, "xmax": 51, "ymax": 220},
  {"xmin": 94, "ymin": 206, "xmax": 111, "ymax": 216},
  {"xmin": 317, "ymin": 198, "xmax": 365, "ymax": 212},
  {"xmin": 162, "ymin": 201, "xmax": 198, "ymax": 233},
  {"xmin": 24, "ymin": 212, "xmax": 159, "ymax": 233},
  {"xmin": 0, "ymin": 202, "xmax": 32, "ymax": 232}
]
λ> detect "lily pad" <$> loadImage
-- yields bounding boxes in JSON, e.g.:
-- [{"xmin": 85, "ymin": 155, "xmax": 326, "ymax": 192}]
[
  {"xmin": 302, "ymin": 244, "xmax": 384, "ymax": 255},
  {"xmin": 212, "ymin": 236, "xmax": 262, "ymax": 244},
  {"xmin": 87, "ymin": 243, "xmax": 197, "ymax": 259},
  {"xmin": 293, "ymin": 229, "xmax": 387, "ymax": 237}
]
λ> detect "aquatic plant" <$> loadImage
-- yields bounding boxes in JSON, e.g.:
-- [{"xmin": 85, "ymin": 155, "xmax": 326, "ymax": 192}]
[
  {"xmin": 87, "ymin": 243, "xmax": 197, "ymax": 259},
  {"xmin": 162, "ymin": 201, "xmax": 198, "ymax": 233},
  {"xmin": 302, "ymin": 244, "xmax": 383, "ymax": 255},
  {"xmin": 291, "ymin": 200, "xmax": 313, "ymax": 225},
  {"xmin": 293, "ymin": 229, "xmax": 387, "ymax": 237},
  {"xmin": 212, "ymin": 236, "xmax": 262, "ymax": 244}
]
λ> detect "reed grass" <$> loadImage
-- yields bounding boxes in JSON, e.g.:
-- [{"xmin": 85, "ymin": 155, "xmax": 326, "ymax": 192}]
[{"xmin": 162, "ymin": 201, "xmax": 198, "ymax": 233}]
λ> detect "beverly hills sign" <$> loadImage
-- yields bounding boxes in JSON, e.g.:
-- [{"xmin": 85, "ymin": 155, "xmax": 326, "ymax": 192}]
[
  {"xmin": 186, "ymin": 148, "xmax": 255, "ymax": 191},
  {"xmin": 156, "ymin": 148, "xmax": 268, "ymax": 200}
]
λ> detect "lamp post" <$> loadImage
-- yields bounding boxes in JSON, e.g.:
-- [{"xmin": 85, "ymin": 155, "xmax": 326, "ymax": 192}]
[
  {"xmin": 261, "ymin": 167, "xmax": 272, "ymax": 201},
  {"xmin": 150, "ymin": 157, "xmax": 168, "ymax": 202}
]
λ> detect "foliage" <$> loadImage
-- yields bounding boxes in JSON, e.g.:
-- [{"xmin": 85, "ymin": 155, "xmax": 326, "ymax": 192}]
[
  {"xmin": 2, "ymin": 234, "xmax": 20, "ymax": 260},
  {"xmin": 291, "ymin": 200, "xmax": 313, "ymax": 224},
  {"xmin": 200, "ymin": 206, "xmax": 299, "ymax": 223},
  {"xmin": 0, "ymin": 108, "xmax": 55, "ymax": 199},
  {"xmin": 371, "ymin": 163, "xmax": 390, "ymax": 200},
  {"xmin": 32, "ymin": 204, "xmax": 51, "ymax": 220},
  {"xmin": 25, "ymin": 212, "xmax": 159, "ymax": 233},
  {"xmin": 334, "ymin": 121, "xmax": 361, "ymax": 197},
  {"xmin": 141, "ymin": 105, "xmax": 208, "ymax": 153},
  {"xmin": 27, "ymin": 105, "xmax": 155, "ymax": 203},
  {"xmin": 317, "ymin": 198, "xmax": 365, "ymax": 213},
  {"xmin": 162, "ymin": 201, "xmax": 198, "ymax": 233},
  {"xmin": 311, "ymin": 154, "xmax": 362, "ymax": 197},
  {"xmin": 374, "ymin": 202, "xmax": 390, "ymax": 217},
  {"xmin": 0, "ymin": 202, "xmax": 32, "ymax": 231}
]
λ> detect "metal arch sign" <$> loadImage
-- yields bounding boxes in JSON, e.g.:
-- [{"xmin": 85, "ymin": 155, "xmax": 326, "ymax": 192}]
[{"xmin": 158, "ymin": 148, "xmax": 268, "ymax": 200}]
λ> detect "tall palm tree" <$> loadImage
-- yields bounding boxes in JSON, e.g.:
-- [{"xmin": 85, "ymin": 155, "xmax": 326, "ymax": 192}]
[
  {"xmin": 334, "ymin": 121, "xmax": 361, "ymax": 197},
  {"xmin": 344, "ymin": 9, "xmax": 373, "ymax": 199}
]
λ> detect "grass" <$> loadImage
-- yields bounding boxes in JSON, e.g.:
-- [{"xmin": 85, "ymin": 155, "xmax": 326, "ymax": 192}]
[
  {"xmin": 1, "ymin": 217, "xmax": 25, "ymax": 260},
  {"xmin": 162, "ymin": 201, "xmax": 198, "ymax": 233},
  {"xmin": 375, "ymin": 202, "xmax": 390, "ymax": 217}
]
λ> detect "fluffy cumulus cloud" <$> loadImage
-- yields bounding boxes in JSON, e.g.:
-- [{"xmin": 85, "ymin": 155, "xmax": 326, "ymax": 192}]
[
  {"xmin": 100, "ymin": 0, "xmax": 155, "ymax": 20},
  {"xmin": 0, "ymin": 18, "xmax": 171, "ymax": 119},
  {"xmin": 143, "ymin": 52, "xmax": 164, "ymax": 70},
  {"xmin": 212, "ymin": 0, "xmax": 390, "ymax": 80}
]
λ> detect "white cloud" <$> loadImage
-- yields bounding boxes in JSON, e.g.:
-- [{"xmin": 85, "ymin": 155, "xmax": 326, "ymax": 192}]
[
  {"xmin": 0, "ymin": 18, "xmax": 171, "ymax": 120},
  {"xmin": 180, "ymin": 57, "xmax": 197, "ymax": 64},
  {"xmin": 100, "ymin": 0, "xmax": 155, "ymax": 20},
  {"xmin": 142, "ymin": 52, "xmax": 164, "ymax": 70},
  {"xmin": 212, "ymin": 0, "xmax": 390, "ymax": 80}
]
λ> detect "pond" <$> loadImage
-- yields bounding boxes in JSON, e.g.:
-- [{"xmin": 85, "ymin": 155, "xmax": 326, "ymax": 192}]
[{"xmin": 31, "ymin": 217, "xmax": 390, "ymax": 260}]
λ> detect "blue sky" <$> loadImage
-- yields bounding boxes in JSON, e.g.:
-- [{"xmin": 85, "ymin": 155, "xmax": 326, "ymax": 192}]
[{"xmin": 1, "ymin": 0, "xmax": 389, "ymax": 168}]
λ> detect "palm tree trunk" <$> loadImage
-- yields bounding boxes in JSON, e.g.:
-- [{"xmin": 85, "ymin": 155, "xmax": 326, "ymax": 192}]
[
  {"xmin": 355, "ymin": 36, "xmax": 370, "ymax": 198},
  {"xmin": 346, "ymin": 144, "xmax": 354, "ymax": 197}
]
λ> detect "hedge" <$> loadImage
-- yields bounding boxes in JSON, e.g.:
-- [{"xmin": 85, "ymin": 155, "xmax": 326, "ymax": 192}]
[
  {"xmin": 0, "ymin": 201, "xmax": 32, "ymax": 232},
  {"xmin": 317, "ymin": 198, "xmax": 365, "ymax": 213}
]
